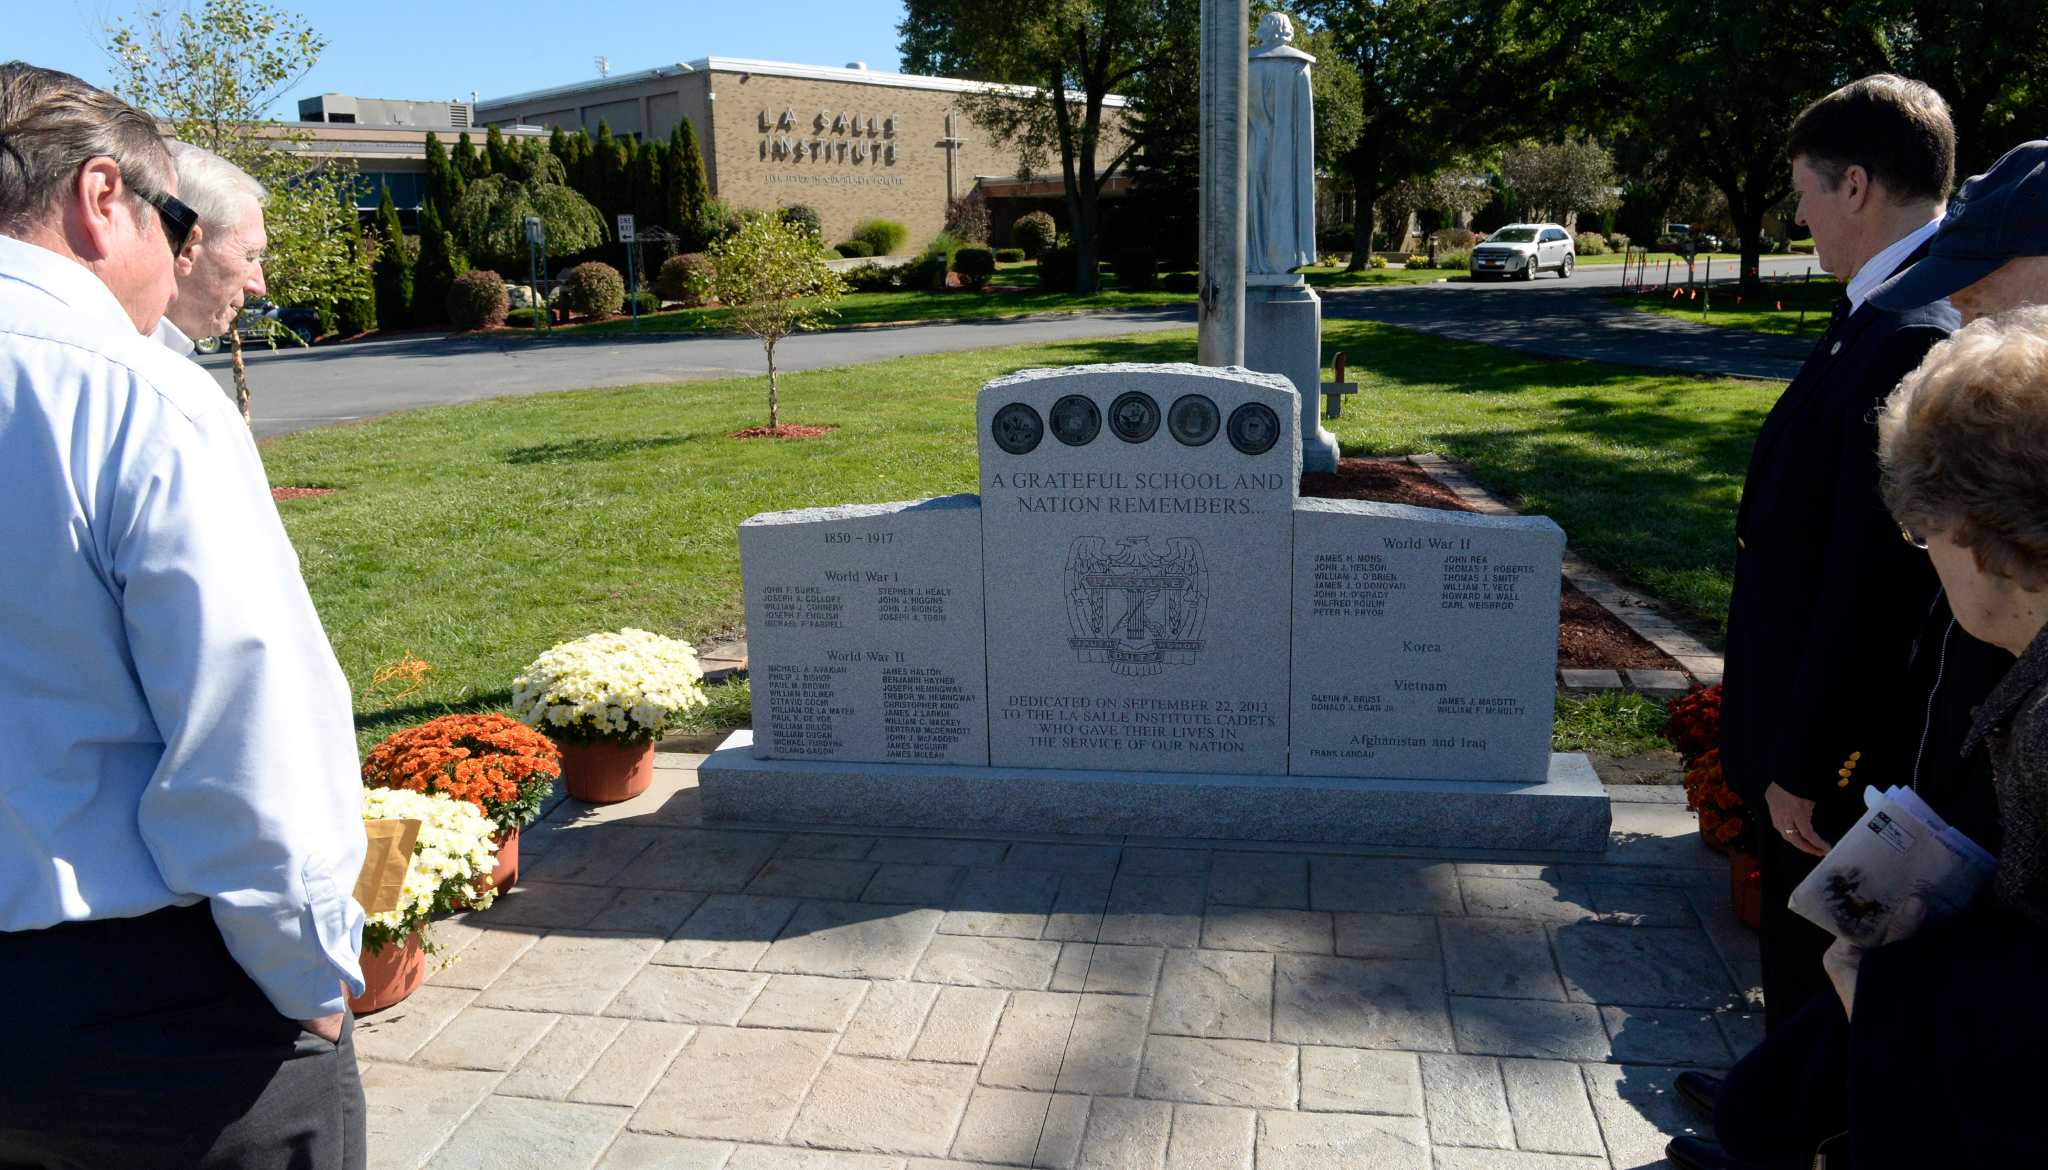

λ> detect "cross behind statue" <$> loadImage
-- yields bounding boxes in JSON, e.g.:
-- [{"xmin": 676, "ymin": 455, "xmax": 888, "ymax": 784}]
[{"xmin": 1322, "ymin": 351, "xmax": 1358, "ymax": 419}]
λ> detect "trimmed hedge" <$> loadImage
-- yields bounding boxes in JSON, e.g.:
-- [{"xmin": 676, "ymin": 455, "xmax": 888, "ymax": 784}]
[
  {"xmin": 834, "ymin": 240, "xmax": 875, "ymax": 258},
  {"xmin": 446, "ymin": 269, "xmax": 508, "ymax": 331},
  {"xmin": 850, "ymin": 217, "xmax": 908, "ymax": 256},
  {"xmin": 951, "ymin": 245, "xmax": 996, "ymax": 290},
  {"xmin": 1574, "ymin": 232, "xmax": 1609, "ymax": 256},
  {"xmin": 560, "ymin": 261, "xmax": 625, "ymax": 318},
  {"xmin": 505, "ymin": 306, "xmax": 541, "ymax": 328},
  {"xmin": 995, "ymin": 247, "xmax": 1026, "ymax": 263},
  {"xmin": 779, "ymin": 204, "xmax": 822, "ymax": 240},
  {"xmin": 1114, "ymin": 245, "xmax": 1157, "ymax": 291},
  {"xmin": 626, "ymin": 290, "xmax": 659, "ymax": 314},
  {"xmin": 843, "ymin": 262, "xmax": 898, "ymax": 293},
  {"xmin": 1011, "ymin": 211, "xmax": 1056, "ymax": 258},
  {"xmin": 655, "ymin": 252, "xmax": 710, "ymax": 306}
]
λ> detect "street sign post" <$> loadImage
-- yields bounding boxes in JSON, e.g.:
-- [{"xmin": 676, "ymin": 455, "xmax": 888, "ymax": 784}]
[
  {"xmin": 618, "ymin": 214, "xmax": 638, "ymax": 331},
  {"xmin": 524, "ymin": 217, "xmax": 548, "ymax": 335}
]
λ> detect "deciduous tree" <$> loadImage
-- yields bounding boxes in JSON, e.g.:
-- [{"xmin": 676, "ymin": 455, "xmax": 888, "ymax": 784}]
[{"xmin": 703, "ymin": 215, "xmax": 848, "ymax": 430}]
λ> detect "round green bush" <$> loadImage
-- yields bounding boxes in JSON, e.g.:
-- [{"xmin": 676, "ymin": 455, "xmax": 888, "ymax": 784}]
[
  {"xmin": 505, "ymin": 306, "xmax": 540, "ymax": 328},
  {"xmin": 626, "ymin": 290, "xmax": 660, "ymax": 314},
  {"xmin": 1161, "ymin": 271, "xmax": 1199, "ymax": 293},
  {"xmin": 445, "ymin": 269, "xmax": 509, "ymax": 331},
  {"xmin": 951, "ymin": 245, "xmax": 996, "ymax": 290},
  {"xmin": 1369, "ymin": 254, "xmax": 1390, "ymax": 269},
  {"xmin": 1438, "ymin": 248, "xmax": 1472, "ymax": 271},
  {"xmin": 561, "ymin": 261, "xmax": 626, "ymax": 318},
  {"xmin": 779, "ymin": 204, "xmax": 822, "ymax": 240},
  {"xmin": 1114, "ymin": 245, "xmax": 1158, "ymax": 291},
  {"xmin": 655, "ymin": 252, "xmax": 710, "ymax": 306},
  {"xmin": 995, "ymin": 247, "xmax": 1026, "ymax": 264},
  {"xmin": 843, "ymin": 262, "xmax": 899, "ymax": 293},
  {"xmin": 850, "ymin": 217, "xmax": 909, "ymax": 256},
  {"xmin": 834, "ymin": 240, "xmax": 875, "ymax": 258},
  {"xmin": 1574, "ymin": 232, "xmax": 1609, "ymax": 256},
  {"xmin": 1011, "ymin": 211, "xmax": 1057, "ymax": 259}
]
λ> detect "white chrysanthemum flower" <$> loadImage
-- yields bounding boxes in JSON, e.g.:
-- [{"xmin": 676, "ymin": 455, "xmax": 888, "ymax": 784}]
[{"xmin": 511, "ymin": 628, "xmax": 709, "ymax": 742}]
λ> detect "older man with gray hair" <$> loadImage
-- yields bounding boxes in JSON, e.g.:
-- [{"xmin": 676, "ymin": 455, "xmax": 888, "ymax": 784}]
[
  {"xmin": 0, "ymin": 60, "xmax": 366, "ymax": 1170},
  {"xmin": 155, "ymin": 139, "xmax": 268, "ymax": 357}
]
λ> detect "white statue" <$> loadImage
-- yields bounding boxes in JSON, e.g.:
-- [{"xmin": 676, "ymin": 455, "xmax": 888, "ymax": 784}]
[{"xmin": 1247, "ymin": 11, "xmax": 1317, "ymax": 278}]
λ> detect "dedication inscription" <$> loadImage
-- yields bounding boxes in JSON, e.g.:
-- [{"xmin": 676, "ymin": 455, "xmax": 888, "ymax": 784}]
[
  {"xmin": 1289, "ymin": 498, "xmax": 1564, "ymax": 782},
  {"xmin": 977, "ymin": 364, "xmax": 1302, "ymax": 775},
  {"xmin": 741, "ymin": 496, "xmax": 989, "ymax": 766}
]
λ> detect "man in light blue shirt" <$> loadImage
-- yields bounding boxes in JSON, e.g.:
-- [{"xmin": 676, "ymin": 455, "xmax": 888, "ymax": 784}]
[{"xmin": 0, "ymin": 62, "xmax": 367, "ymax": 1170}]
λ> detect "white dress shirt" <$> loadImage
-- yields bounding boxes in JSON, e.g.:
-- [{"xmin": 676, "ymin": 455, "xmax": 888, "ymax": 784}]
[
  {"xmin": 0, "ymin": 235, "xmax": 364, "ymax": 1018},
  {"xmin": 153, "ymin": 314, "xmax": 195, "ymax": 356},
  {"xmin": 1846, "ymin": 213, "xmax": 1944, "ymax": 315}
]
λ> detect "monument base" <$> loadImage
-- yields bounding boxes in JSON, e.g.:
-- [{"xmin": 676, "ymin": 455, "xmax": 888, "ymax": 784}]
[
  {"xmin": 699, "ymin": 732, "xmax": 1611, "ymax": 852},
  {"xmin": 1244, "ymin": 282, "xmax": 1339, "ymax": 474}
]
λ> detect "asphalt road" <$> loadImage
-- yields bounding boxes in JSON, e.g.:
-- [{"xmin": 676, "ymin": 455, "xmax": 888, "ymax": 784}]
[{"xmin": 208, "ymin": 252, "xmax": 1824, "ymax": 439}]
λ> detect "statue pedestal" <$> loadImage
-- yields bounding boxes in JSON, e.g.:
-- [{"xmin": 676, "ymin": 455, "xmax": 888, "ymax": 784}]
[{"xmin": 1245, "ymin": 282, "xmax": 1339, "ymax": 474}]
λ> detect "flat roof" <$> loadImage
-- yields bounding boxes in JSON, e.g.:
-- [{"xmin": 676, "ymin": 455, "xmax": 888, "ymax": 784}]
[{"xmin": 477, "ymin": 56, "xmax": 1127, "ymax": 112}]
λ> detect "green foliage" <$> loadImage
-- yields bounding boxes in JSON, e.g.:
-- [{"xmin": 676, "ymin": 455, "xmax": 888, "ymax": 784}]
[
  {"xmin": 1161, "ymin": 270, "xmax": 1200, "ymax": 293},
  {"xmin": 951, "ymin": 245, "xmax": 996, "ymax": 290},
  {"xmin": 1500, "ymin": 139, "xmax": 1619, "ymax": 223},
  {"xmin": 655, "ymin": 252, "xmax": 711, "ymax": 306},
  {"xmin": 412, "ymin": 203, "xmax": 468, "ymax": 326},
  {"xmin": 696, "ymin": 198, "xmax": 744, "ymax": 244},
  {"xmin": 668, "ymin": 119, "xmax": 712, "ymax": 246},
  {"xmin": 106, "ymin": 0, "xmax": 369, "ymax": 338},
  {"xmin": 703, "ymin": 214, "xmax": 849, "ymax": 427},
  {"xmin": 1406, "ymin": 254, "xmax": 1431, "ymax": 268},
  {"xmin": 1010, "ymin": 211, "xmax": 1056, "ymax": 258},
  {"xmin": 445, "ymin": 269, "xmax": 508, "ymax": 331},
  {"xmin": 422, "ymin": 131, "xmax": 460, "ymax": 225},
  {"xmin": 370, "ymin": 188, "xmax": 412, "ymax": 329},
  {"xmin": 1438, "ymin": 248, "xmax": 1471, "ymax": 271},
  {"xmin": 1113, "ymin": 244, "xmax": 1157, "ymax": 291},
  {"xmin": 1370, "ymin": 254, "xmax": 1390, "ymax": 269},
  {"xmin": 1575, "ymin": 232, "xmax": 1610, "ymax": 256},
  {"xmin": 627, "ymin": 290, "xmax": 660, "ymax": 315},
  {"xmin": 778, "ymin": 204, "xmax": 823, "ymax": 241},
  {"xmin": 452, "ymin": 151, "xmax": 606, "ymax": 269},
  {"xmin": 453, "ymin": 130, "xmax": 485, "ymax": 181},
  {"xmin": 504, "ymin": 306, "xmax": 541, "ymax": 328},
  {"xmin": 560, "ymin": 261, "xmax": 626, "ymax": 318},
  {"xmin": 834, "ymin": 240, "xmax": 875, "ymax": 258},
  {"xmin": 995, "ymin": 247, "xmax": 1026, "ymax": 263},
  {"xmin": 850, "ymin": 217, "xmax": 909, "ymax": 256},
  {"xmin": 1035, "ymin": 242, "xmax": 1086, "ymax": 292},
  {"xmin": 842, "ymin": 262, "xmax": 900, "ymax": 293},
  {"xmin": 336, "ymin": 209, "xmax": 376, "ymax": 335},
  {"xmin": 944, "ymin": 194, "xmax": 991, "ymax": 243},
  {"xmin": 1552, "ymin": 692, "xmax": 1672, "ymax": 755}
]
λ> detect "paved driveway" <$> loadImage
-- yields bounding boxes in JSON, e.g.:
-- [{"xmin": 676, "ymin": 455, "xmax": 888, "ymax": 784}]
[
  {"xmin": 217, "ymin": 255, "xmax": 1823, "ymax": 440},
  {"xmin": 357, "ymin": 755, "xmax": 1757, "ymax": 1170}
]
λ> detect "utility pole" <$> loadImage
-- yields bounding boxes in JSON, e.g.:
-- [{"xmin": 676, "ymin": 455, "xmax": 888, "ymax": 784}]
[{"xmin": 1197, "ymin": 0, "xmax": 1246, "ymax": 367}]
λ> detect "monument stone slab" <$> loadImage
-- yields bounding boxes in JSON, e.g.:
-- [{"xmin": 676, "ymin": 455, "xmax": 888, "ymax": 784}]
[
  {"xmin": 975, "ymin": 363, "xmax": 1301, "ymax": 775},
  {"xmin": 740, "ymin": 495, "xmax": 989, "ymax": 766},
  {"xmin": 1290, "ymin": 499, "xmax": 1564, "ymax": 782}
]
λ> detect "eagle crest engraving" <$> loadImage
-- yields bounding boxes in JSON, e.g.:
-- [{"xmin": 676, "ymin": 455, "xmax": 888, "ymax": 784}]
[{"xmin": 1064, "ymin": 536, "xmax": 1209, "ymax": 676}]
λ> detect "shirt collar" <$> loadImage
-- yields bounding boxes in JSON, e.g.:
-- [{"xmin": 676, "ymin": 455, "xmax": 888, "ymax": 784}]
[
  {"xmin": 154, "ymin": 315, "xmax": 195, "ymax": 356},
  {"xmin": 0, "ymin": 233, "xmax": 148, "ymax": 336},
  {"xmin": 1846, "ymin": 213, "xmax": 1945, "ymax": 314}
]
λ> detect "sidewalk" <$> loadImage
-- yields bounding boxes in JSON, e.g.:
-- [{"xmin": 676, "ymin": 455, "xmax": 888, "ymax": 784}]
[{"xmin": 359, "ymin": 752, "xmax": 1757, "ymax": 1170}]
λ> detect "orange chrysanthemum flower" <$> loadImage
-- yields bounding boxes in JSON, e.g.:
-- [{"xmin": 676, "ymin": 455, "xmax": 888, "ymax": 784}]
[{"xmin": 363, "ymin": 714, "xmax": 562, "ymax": 833}]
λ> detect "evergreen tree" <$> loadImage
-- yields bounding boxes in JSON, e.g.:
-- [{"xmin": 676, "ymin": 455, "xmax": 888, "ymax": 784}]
[
  {"xmin": 370, "ymin": 186, "xmax": 413, "ymax": 328},
  {"xmin": 669, "ymin": 118, "xmax": 710, "ymax": 248},
  {"xmin": 633, "ymin": 137, "xmax": 665, "ymax": 228},
  {"xmin": 547, "ymin": 126, "xmax": 568, "ymax": 172},
  {"xmin": 593, "ymin": 121, "xmax": 621, "ymax": 222},
  {"xmin": 422, "ymin": 131, "xmax": 459, "ymax": 224},
  {"xmin": 485, "ymin": 125, "xmax": 511, "ymax": 176},
  {"xmin": 336, "ymin": 202, "xmax": 377, "ymax": 335},
  {"xmin": 412, "ymin": 202, "xmax": 467, "ymax": 326}
]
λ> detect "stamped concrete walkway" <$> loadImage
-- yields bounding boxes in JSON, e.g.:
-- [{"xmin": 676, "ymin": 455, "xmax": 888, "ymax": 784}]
[{"xmin": 361, "ymin": 753, "xmax": 1757, "ymax": 1170}]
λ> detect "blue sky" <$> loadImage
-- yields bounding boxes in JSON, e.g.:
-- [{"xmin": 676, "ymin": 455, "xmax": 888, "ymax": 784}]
[{"xmin": 18, "ymin": 1, "xmax": 912, "ymax": 114}]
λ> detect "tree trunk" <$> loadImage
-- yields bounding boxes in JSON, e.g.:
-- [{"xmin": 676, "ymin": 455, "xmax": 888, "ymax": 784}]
[
  {"xmin": 1734, "ymin": 204, "xmax": 1766, "ymax": 291},
  {"xmin": 1071, "ymin": 188, "xmax": 1101, "ymax": 295},
  {"xmin": 229, "ymin": 330, "xmax": 251, "ymax": 426},
  {"xmin": 1347, "ymin": 141, "xmax": 1377, "ymax": 272},
  {"xmin": 765, "ymin": 338, "xmax": 779, "ymax": 431}
]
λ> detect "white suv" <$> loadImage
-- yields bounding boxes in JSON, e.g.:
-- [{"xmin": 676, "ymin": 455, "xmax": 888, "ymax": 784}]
[{"xmin": 1469, "ymin": 223, "xmax": 1575, "ymax": 280}]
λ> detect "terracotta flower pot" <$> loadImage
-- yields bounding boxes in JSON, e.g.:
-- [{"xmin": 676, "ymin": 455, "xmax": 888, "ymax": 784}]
[
  {"xmin": 348, "ymin": 931, "xmax": 425, "ymax": 1016},
  {"xmin": 484, "ymin": 826, "xmax": 520, "ymax": 893},
  {"xmin": 1729, "ymin": 848, "xmax": 1763, "ymax": 931},
  {"xmin": 559, "ymin": 738, "xmax": 655, "ymax": 803}
]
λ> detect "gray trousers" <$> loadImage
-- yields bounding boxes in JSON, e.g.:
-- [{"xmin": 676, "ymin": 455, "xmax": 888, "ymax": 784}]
[{"xmin": 0, "ymin": 902, "xmax": 366, "ymax": 1170}]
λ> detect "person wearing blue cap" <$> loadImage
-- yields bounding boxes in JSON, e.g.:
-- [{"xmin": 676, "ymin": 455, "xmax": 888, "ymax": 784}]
[{"xmin": 1871, "ymin": 139, "xmax": 2048, "ymax": 321}]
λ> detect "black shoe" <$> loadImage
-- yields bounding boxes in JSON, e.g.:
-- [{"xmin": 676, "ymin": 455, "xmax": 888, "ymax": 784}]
[
  {"xmin": 1675, "ymin": 1070, "xmax": 1724, "ymax": 1124},
  {"xmin": 1666, "ymin": 1135, "xmax": 1742, "ymax": 1170}
]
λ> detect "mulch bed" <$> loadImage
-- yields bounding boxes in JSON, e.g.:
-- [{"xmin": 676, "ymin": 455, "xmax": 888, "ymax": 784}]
[
  {"xmin": 271, "ymin": 486, "xmax": 335, "ymax": 502},
  {"xmin": 731, "ymin": 424, "xmax": 838, "ymax": 440},
  {"xmin": 1299, "ymin": 458, "xmax": 1681, "ymax": 673}
]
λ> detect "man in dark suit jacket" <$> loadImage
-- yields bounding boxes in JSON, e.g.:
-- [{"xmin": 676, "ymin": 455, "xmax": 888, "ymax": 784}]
[{"xmin": 1668, "ymin": 74, "xmax": 1961, "ymax": 1170}]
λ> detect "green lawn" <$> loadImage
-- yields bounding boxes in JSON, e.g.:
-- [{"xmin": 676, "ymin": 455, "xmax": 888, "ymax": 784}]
[
  {"xmin": 559, "ymin": 284, "xmax": 1193, "ymax": 337},
  {"xmin": 264, "ymin": 321, "xmax": 1770, "ymax": 751},
  {"xmin": 1622, "ymin": 272, "xmax": 1843, "ymax": 337}
]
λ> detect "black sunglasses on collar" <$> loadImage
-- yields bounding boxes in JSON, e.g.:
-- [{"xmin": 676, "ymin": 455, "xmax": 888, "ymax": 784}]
[{"xmin": 126, "ymin": 172, "xmax": 197, "ymax": 256}]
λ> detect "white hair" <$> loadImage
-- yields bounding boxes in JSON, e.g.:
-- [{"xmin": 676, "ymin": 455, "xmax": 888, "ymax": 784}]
[{"xmin": 165, "ymin": 140, "xmax": 266, "ymax": 235}]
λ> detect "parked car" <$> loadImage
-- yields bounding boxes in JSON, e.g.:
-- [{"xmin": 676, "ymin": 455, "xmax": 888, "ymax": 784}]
[
  {"xmin": 1468, "ymin": 223, "xmax": 1576, "ymax": 280},
  {"xmin": 191, "ymin": 300, "xmax": 321, "ymax": 354}
]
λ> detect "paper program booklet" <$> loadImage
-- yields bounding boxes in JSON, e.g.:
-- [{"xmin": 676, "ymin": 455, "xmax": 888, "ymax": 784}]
[{"xmin": 1788, "ymin": 785, "xmax": 1997, "ymax": 947}]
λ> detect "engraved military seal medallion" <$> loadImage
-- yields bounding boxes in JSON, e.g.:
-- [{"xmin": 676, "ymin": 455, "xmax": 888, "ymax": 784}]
[
  {"xmin": 991, "ymin": 402, "xmax": 1044, "ymax": 455},
  {"xmin": 1063, "ymin": 535, "xmax": 1209, "ymax": 677},
  {"xmin": 1108, "ymin": 391, "xmax": 1160, "ymax": 443},
  {"xmin": 1049, "ymin": 394, "xmax": 1101, "ymax": 446},
  {"xmin": 1227, "ymin": 402, "xmax": 1280, "ymax": 455},
  {"xmin": 1167, "ymin": 394, "xmax": 1220, "ymax": 447}
]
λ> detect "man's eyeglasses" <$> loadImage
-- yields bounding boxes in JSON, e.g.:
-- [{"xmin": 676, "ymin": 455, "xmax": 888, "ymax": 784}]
[
  {"xmin": 128, "ymin": 176, "xmax": 197, "ymax": 257},
  {"xmin": 1899, "ymin": 523, "xmax": 1930, "ymax": 550}
]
